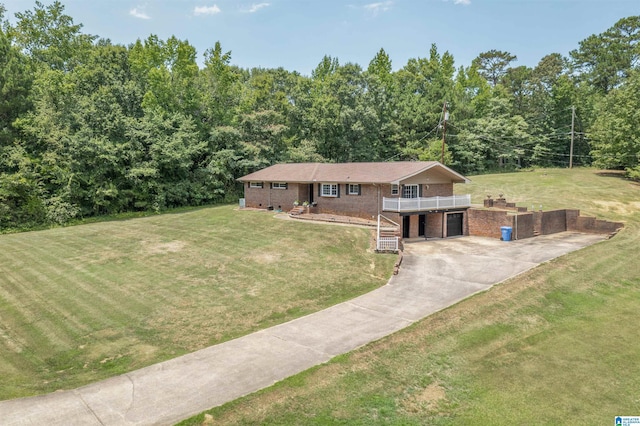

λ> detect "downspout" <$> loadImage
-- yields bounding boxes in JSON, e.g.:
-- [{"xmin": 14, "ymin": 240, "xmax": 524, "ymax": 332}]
[
  {"xmin": 374, "ymin": 184, "xmax": 381, "ymax": 251},
  {"xmin": 377, "ymin": 213, "xmax": 381, "ymax": 251}
]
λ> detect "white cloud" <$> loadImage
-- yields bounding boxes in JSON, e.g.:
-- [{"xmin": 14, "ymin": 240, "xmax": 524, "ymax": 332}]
[
  {"xmin": 129, "ymin": 7, "xmax": 151, "ymax": 20},
  {"xmin": 243, "ymin": 3, "xmax": 270, "ymax": 13},
  {"xmin": 194, "ymin": 5, "xmax": 222, "ymax": 16},
  {"xmin": 445, "ymin": 0, "xmax": 471, "ymax": 5},
  {"xmin": 363, "ymin": 1, "xmax": 393, "ymax": 15}
]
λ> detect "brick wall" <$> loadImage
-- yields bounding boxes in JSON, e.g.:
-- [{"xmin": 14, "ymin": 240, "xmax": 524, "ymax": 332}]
[
  {"xmin": 574, "ymin": 216, "xmax": 624, "ymax": 234},
  {"xmin": 513, "ymin": 213, "xmax": 534, "ymax": 239},
  {"xmin": 245, "ymin": 180, "xmax": 456, "ymax": 218},
  {"xmin": 315, "ymin": 183, "xmax": 385, "ymax": 219},
  {"xmin": 538, "ymin": 210, "xmax": 567, "ymax": 235},
  {"xmin": 423, "ymin": 183, "xmax": 453, "ymax": 197},
  {"xmin": 467, "ymin": 209, "xmax": 513, "ymax": 238},
  {"xmin": 409, "ymin": 215, "xmax": 420, "ymax": 237},
  {"xmin": 426, "ymin": 212, "xmax": 443, "ymax": 238},
  {"xmin": 566, "ymin": 209, "xmax": 579, "ymax": 230},
  {"xmin": 469, "ymin": 207, "xmax": 624, "ymax": 240},
  {"xmin": 244, "ymin": 183, "xmax": 303, "ymax": 210}
]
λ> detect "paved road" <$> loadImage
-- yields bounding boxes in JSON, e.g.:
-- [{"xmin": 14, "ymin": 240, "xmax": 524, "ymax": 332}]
[{"xmin": 0, "ymin": 232, "xmax": 606, "ymax": 426}]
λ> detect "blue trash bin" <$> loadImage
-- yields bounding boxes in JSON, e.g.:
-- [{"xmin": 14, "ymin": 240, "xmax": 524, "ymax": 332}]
[{"xmin": 500, "ymin": 226, "xmax": 512, "ymax": 241}]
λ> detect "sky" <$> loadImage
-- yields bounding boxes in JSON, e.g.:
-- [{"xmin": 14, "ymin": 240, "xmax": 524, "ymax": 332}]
[{"xmin": 1, "ymin": 0, "xmax": 638, "ymax": 75}]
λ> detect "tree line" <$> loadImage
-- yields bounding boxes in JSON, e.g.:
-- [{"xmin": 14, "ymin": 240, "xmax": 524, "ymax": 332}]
[{"xmin": 1, "ymin": 2, "xmax": 639, "ymax": 230}]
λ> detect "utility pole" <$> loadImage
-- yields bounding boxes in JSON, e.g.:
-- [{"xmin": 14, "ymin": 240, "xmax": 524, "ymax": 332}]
[
  {"xmin": 569, "ymin": 106, "xmax": 575, "ymax": 169},
  {"xmin": 441, "ymin": 101, "xmax": 448, "ymax": 164}
]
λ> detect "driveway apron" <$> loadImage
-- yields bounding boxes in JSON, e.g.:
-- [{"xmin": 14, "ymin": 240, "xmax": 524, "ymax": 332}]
[{"xmin": 0, "ymin": 232, "xmax": 606, "ymax": 426}]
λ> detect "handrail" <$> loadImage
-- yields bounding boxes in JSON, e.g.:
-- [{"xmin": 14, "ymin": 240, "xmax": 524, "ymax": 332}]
[
  {"xmin": 382, "ymin": 194, "xmax": 471, "ymax": 212},
  {"xmin": 379, "ymin": 214, "xmax": 400, "ymax": 227}
]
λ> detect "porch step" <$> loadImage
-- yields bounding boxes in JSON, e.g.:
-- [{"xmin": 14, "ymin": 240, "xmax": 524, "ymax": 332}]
[
  {"xmin": 379, "ymin": 230, "xmax": 400, "ymax": 238},
  {"xmin": 378, "ymin": 227, "xmax": 401, "ymax": 238},
  {"xmin": 289, "ymin": 206, "xmax": 305, "ymax": 216}
]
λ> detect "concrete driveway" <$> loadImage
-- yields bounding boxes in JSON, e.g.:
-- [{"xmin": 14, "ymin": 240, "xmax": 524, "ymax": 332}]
[{"xmin": 0, "ymin": 232, "xmax": 606, "ymax": 426}]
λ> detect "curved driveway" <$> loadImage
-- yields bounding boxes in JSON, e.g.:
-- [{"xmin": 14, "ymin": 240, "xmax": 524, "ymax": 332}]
[{"xmin": 0, "ymin": 232, "xmax": 606, "ymax": 426}]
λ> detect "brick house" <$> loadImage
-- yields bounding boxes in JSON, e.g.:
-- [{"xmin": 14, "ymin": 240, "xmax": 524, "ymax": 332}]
[{"xmin": 238, "ymin": 161, "xmax": 471, "ymax": 239}]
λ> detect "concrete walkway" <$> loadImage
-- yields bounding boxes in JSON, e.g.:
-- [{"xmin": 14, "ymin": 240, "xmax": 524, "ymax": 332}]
[{"xmin": 0, "ymin": 232, "xmax": 606, "ymax": 426}]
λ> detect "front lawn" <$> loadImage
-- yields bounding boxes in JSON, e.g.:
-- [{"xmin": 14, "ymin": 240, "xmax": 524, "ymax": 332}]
[{"xmin": 0, "ymin": 206, "xmax": 395, "ymax": 399}]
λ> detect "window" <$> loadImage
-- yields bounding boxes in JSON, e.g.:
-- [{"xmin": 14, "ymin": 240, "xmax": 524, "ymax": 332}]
[
  {"xmin": 249, "ymin": 182, "xmax": 263, "ymax": 188},
  {"xmin": 272, "ymin": 182, "xmax": 287, "ymax": 189},
  {"xmin": 321, "ymin": 183, "xmax": 338, "ymax": 197},
  {"xmin": 391, "ymin": 184, "xmax": 399, "ymax": 195},
  {"xmin": 348, "ymin": 184, "xmax": 360, "ymax": 195},
  {"xmin": 402, "ymin": 184, "xmax": 419, "ymax": 199}
]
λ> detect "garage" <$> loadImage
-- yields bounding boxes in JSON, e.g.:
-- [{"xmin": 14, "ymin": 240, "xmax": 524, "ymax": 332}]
[{"xmin": 446, "ymin": 212, "xmax": 464, "ymax": 237}]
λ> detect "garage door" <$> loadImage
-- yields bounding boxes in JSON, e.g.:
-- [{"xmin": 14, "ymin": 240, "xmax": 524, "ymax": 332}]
[{"xmin": 447, "ymin": 213, "xmax": 464, "ymax": 237}]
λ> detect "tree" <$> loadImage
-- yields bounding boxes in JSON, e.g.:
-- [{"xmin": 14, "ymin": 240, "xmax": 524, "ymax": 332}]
[
  {"xmin": 472, "ymin": 49, "xmax": 517, "ymax": 86},
  {"xmin": 453, "ymin": 88, "xmax": 533, "ymax": 174},
  {"xmin": 0, "ymin": 7, "xmax": 33, "ymax": 150},
  {"xmin": 589, "ymin": 70, "xmax": 640, "ymax": 177},
  {"xmin": 199, "ymin": 41, "xmax": 239, "ymax": 127},
  {"xmin": 570, "ymin": 16, "xmax": 640, "ymax": 94},
  {"xmin": 12, "ymin": 0, "xmax": 96, "ymax": 71},
  {"xmin": 394, "ymin": 44, "xmax": 456, "ymax": 160},
  {"xmin": 365, "ymin": 48, "xmax": 400, "ymax": 161}
]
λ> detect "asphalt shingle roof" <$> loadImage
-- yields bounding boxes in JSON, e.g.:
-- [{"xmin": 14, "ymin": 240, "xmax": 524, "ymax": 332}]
[{"xmin": 238, "ymin": 162, "xmax": 468, "ymax": 184}]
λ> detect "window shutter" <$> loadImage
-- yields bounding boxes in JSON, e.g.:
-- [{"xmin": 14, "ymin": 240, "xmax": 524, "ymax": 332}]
[
  {"xmin": 337, "ymin": 184, "xmax": 341, "ymax": 198},
  {"xmin": 358, "ymin": 184, "xmax": 362, "ymax": 195},
  {"xmin": 318, "ymin": 183, "xmax": 321, "ymax": 197},
  {"xmin": 284, "ymin": 183, "xmax": 288, "ymax": 190},
  {"xmin": 419, "ymin": 184, "xmax": 423, "ymax": 197},
  {"xmin": 270, "ymin": 182, "xmax": 273, "ymax": 189}
]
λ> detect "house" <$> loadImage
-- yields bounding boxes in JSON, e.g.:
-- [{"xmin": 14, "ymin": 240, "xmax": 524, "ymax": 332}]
[{"xmin": 238, "ymin": 161, "xmax": 471, "ymax": 239}]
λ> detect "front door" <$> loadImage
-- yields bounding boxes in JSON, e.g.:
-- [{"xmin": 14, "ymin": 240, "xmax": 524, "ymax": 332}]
[
  {"xmin": 418, "ymin": 214, "xmax": 426, "ymax": 237},
  {"xmin": 447, "ymin": 213, "xmax": 464, "ymax": 237},
  {"xmin": 402, "ymin": 215, "xmax": 410, "ymax": 238}
]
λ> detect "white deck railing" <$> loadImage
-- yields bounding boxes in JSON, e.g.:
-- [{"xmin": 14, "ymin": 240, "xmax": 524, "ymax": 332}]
[
  {"xmin": 383, "ymin": 194, "xmax": 471, "ymax": 212},
  {"xmin": 376, "ymin": 214, "xmax": 400, "ymax": 252},
  {"xmin": 376, "ymin": 236, "xmax": 399, "ymax": 252}
]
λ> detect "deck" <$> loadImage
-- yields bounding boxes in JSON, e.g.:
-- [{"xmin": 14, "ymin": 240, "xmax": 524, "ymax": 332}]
[{"xmin": 382, "ymin": 194, "xmax": 471, "ymax": 212}]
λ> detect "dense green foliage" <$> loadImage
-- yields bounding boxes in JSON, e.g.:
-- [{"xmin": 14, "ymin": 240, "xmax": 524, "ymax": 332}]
[{"xmin": 1, "ymin": 2, "xmax": 639, "ymax": 229}]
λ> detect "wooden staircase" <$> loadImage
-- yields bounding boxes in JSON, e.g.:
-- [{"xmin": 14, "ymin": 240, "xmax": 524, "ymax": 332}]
[
  {"xmin": 379, "ymin": 226, "xmax": 401, "ymax": 239},
  {"xmin": 376, "ymin": 214, "xmax": 401, "ymax": 252}
]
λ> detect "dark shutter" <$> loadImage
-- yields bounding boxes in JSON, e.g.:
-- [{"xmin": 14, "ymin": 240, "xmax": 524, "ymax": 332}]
[
  {"xmin": 284, "ymin": 183, "xmax": 288, "ymax": 190},
  {"xmin": 270, "ymin": 182, "xmax": 273, "ymax": 189},
  {"xmin": 358, "ymin": 184, "xmax": 362, "ymax": 196},
  {"xmin": 337, "ymin": 184, "xmax": 341, "ymax": 198},
  {"xmin": 318, "ymin": 183, "xmax": 321, "ymax": 197},
  {"xmin": 418, "ymin": 184, "xmax": 423, "ymax": 197}
]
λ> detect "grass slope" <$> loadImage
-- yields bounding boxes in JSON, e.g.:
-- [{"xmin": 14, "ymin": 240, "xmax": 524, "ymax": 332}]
[
  {"xmin": 180, "ymin": 168, "xmax": 640, "ymax": 426},
  {"xmin": 0, "ymin": 206, "xmax": 395, "ymax": 399}
]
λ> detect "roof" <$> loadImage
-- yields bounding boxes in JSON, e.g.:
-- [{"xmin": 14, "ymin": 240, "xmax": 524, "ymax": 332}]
[{"xmin": 238, "ymin": 162, "xmax": 469, "ymax": 184}]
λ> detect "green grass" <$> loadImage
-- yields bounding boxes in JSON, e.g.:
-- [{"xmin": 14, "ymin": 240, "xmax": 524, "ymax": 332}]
[
  {"xmin": 179, "ymin": 168, "xmax": 640, "ymax": 426},
  {"xmin": 0, "ymin": 205, "xmax": 395, "ymax": 399}
]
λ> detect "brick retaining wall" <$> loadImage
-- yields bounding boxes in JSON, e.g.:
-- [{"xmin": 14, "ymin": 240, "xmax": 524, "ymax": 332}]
[{"xmin": 469, "ymin": 205, "xmax": 623, "ymax": 240}]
